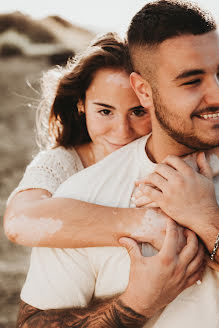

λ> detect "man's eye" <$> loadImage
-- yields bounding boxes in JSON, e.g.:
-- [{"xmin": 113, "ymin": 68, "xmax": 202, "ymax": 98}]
[
  {"xmin": 98, "ymin": 109, "xmax": 111, "ymax": 116},
  {"xmin": 131, "ymin": 109, "xmax": 147, "ymax": 117},
  {"xmin": 182, "ymin": 79, "xmax": 201, "ymax": 86}
]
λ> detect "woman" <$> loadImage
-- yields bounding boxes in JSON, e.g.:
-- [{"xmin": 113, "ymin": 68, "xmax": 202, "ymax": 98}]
[{"xmin": 4, "ymin": 32, "xmax": 159, "ymax": 249}]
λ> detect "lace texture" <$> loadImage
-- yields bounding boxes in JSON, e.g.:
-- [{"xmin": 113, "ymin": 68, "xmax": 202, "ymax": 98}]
[{"xmin": 8, "ymin": 147, "xmax": 84, "ymax": 203}]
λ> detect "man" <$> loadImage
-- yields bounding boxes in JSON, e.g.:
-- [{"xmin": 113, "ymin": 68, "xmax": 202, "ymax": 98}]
[{"xmin": 17, "ymin": 1, "xmax": 219, "ymax": 327}]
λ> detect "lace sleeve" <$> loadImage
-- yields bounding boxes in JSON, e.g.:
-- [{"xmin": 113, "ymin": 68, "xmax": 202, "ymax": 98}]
[{"xmin": 7, "ymin": 147, "xmax": 84, "ymax": 203}]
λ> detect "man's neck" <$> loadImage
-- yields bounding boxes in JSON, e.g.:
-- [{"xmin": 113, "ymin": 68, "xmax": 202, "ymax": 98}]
[{"xmin": 146, "ymin": 130, "xmax": 196, "ymax": 164}]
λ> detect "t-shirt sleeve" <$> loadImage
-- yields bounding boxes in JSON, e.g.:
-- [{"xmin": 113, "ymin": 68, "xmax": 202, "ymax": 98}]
[{"xmin": 7, "ymin": 147, "xmax": 84, "ymax": 204}]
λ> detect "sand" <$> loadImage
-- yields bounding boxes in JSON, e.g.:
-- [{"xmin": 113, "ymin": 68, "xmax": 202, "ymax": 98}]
[{"xmin": 0, "ymin": 56, "xmax": 52, "ymax": 327}]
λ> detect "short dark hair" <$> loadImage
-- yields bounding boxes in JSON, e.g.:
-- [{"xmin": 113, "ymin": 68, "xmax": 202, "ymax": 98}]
[
  {"xmin": 128, "ymin": 0, "xmax": 216, "ymax": 47},
  {"xmin": 36, "ymin": 32, "xmax": 132, "ymax": 149}
]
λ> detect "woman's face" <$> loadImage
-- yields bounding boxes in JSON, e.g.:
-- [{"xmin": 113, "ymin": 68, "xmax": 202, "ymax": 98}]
[{"xmin": 84, "ymin": 68, "xmax": 151, "ymax": 155}]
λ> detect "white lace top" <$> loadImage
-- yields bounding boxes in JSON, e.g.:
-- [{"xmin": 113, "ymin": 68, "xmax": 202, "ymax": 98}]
[{"xmin": 8, "ymin": 147, "xmax": 84, "ymax": 203}]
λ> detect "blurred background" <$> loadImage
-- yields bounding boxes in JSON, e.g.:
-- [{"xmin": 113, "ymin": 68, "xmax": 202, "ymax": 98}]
[{"xmin": 0, "ymin": 1, "xmax": 218, "ymax": 327}]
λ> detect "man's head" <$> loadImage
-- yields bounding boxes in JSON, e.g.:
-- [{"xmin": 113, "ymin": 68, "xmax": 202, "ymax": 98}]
[{"xmin": 128, "ymin": 0, "xmax": 219, "ymax": 151}]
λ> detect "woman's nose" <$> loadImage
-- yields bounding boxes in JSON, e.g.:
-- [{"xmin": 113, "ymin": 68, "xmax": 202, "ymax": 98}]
[{"xmin": 113, "ymin": 117, "xmax": 132, "ymax": 138}]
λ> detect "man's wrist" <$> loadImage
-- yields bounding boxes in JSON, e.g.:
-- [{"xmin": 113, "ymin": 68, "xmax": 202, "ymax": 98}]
[
  {"xmin": 119, "ymin": 291, "xmax": 154, "ymax": 319},
  {"xmin": 210, "ymin": 233, "xmax": 219, "ymax": 261},
  {"xmin": 116, "ymin": 295, "xmax": 148, "ymax": 327},
  {"xmin": 195, "ymin": 207, "xmax": 219, "ymax": 262}
]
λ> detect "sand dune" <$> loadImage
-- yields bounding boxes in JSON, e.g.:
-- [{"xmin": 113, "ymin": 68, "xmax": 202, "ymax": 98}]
[{"xmin": 0, "ymin": 12, "xmax": 95, "ymax": 64}]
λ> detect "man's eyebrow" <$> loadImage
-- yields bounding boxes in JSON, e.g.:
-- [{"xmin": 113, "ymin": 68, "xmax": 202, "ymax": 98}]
[
  {"xmin": 93, "ymin": 102, "xmax": 115, "ymax": 109},
  {"xmin": 174, "ymin": 69, "xmax": 205, "ymax": 81}
]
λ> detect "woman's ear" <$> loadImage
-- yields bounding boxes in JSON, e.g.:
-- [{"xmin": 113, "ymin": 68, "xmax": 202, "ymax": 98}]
[
  {"xmin": 77, "ymin": 99, "xmax": 85, "ymax": 114},
  {"xmin": 130, "ymin": 72, "xmax": 153, "ymax": 109}
]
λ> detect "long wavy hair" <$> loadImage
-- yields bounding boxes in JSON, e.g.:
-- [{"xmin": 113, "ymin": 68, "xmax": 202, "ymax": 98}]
[{"xmin": 36, "ymin": 32, "xmax": 133, "ymax": 149}]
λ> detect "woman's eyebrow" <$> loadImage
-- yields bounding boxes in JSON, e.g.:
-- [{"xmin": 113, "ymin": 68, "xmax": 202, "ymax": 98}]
[
  {"xmin": 93, "ymin": 102, "xmax": 115, "ymax": 109},
  {"xmin": 129, "ymin": 105, "xmax": 144, "ymax": 110}
]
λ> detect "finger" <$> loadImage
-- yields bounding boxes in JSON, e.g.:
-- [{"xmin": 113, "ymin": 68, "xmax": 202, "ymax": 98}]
[
  {"xmin": 178, "ymin": 229, "xmax": 199, "ymax": 265},
  {"xmin": 144, "ymin": 173, "xmax": 167, "ymax": 192},
  {"xmin": 205, "ymin": 147, "xmax": 219, "ymax": 177},
  {"xmin": 154, "ymin": 163, "xmax": 177, "ymax": 181},
  {"xmin": 183, "ymin": 265, "xmax": 205, "ymax": 290},
  {"xmin": 132, "ymin": 188, "xmax": 144, "ymax": 198},
  {"xmin": 196, "ymin": 152, "xmax": 213, "ymax": 179},
  {"xmin": 159, "ymin": 219, "xmax": 178, "ymax": 258},
  {"xmin": 119, "ymin": 237, "xmax": 142, "ymax": 261},
  {"xmin": 162, "ymin": 155, "xmax": 195, "ymax": 176},
  {"xmin": 134, "ymin": 195, "xmax": 154, "ymax": 207},
  {"xmin": 185, "ymin": 242, "xmax": 205, "ymax": 277},
  {"xmin": 133, "ymin": 186, "xmax": 162, "ymax": 206},
  {"xmin": 135, "ymin": 178, "xmax": 150, "ymax": 186}
]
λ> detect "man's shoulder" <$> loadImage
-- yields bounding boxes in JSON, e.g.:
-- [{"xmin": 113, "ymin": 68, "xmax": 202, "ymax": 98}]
[{"xmin": 53, "ymin": 136, "xmax": 148, "ymax": 200}]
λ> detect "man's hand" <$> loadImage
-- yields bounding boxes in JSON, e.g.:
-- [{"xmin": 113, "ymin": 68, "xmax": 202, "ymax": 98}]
[
  {"xmin": 119, "ymin": 219, "xmax": 205, "ymax": 318},
  {"xmin": 133, "ymin": 153, "xmax": 219, "ymax": 232}
]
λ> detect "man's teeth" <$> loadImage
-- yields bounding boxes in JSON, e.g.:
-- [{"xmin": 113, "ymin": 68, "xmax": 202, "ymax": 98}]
[{"xmin": 199, "ymin": 113, "xmax": 219, "ymax": 119}]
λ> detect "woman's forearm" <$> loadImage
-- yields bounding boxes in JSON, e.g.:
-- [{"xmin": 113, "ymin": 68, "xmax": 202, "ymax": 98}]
[{"xmin": 4, "ymin": 189, "xmax": 146, "ymax": 248}]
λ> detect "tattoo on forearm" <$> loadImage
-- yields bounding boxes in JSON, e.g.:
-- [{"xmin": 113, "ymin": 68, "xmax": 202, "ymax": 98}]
[{"xmin": 17, "ymin": 298, "xmax": 147, "ymax": 328}]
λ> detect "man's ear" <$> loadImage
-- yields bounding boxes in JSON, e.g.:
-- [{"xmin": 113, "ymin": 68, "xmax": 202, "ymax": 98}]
[{"xmin": 130, "ymin": 72, "xmax": 153, "ymax": 109}]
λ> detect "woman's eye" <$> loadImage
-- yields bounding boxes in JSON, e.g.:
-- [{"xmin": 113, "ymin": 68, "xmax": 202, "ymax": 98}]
[
  {"xmin": 182, "ymin": 79, "xmax": 201, "ymax": 86},
  {"xmin": 99, "ymin": 109, "xmax": 112, "ymax": 116},
  {"xmin": 131, "ymin": 109, "xmax": 147, "ymax": 117}
]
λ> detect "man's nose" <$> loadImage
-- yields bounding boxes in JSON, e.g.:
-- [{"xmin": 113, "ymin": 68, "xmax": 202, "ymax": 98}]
[{"xmin": 204, "ymin": 76, "xmax": 219, "ymax": 106}]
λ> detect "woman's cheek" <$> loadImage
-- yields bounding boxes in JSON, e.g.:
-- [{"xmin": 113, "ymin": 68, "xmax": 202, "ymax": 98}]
[{"xmin": 88, "ymin": 117, "xmax": 110, "ymax": 137}]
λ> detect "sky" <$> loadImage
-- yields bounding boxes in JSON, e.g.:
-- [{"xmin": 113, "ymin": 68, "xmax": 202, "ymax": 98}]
[{"xmin": 1, "ymin": 0, "xmax": 219, "ymax": 35}]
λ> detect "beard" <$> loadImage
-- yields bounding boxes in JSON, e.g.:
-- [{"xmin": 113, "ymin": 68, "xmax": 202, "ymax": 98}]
[{"xmin": 153, "ymin": 91, "xmax": 219, "ymax": 150}]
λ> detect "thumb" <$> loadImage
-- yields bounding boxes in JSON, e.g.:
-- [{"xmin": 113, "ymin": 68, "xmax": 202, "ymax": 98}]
[
  {"xmin": 119, "ymin": 237, "xmax": 142, "ymax": 261},
  {"xmin": 196, "ymin": 152, "xmax": 213, "ymax": 179}
]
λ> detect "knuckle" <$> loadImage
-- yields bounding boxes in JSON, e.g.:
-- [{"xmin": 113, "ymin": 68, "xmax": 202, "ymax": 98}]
[
  {"xmin": 175, "ymin": 175, "xmax": 184, "ymax": 187},
  {"xmin": 161, "ymin": 254, "xmax": 175, "ymax": 267}
]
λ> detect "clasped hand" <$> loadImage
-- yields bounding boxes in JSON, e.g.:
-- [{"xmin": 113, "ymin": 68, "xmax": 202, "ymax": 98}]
[{"xmin": 133, "ymin": 152, "xmax": 219, "ymax": 232}]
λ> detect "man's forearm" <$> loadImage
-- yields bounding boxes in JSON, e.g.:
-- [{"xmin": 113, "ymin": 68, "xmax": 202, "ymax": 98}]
[{"xmin": 17, "ymin": 298, "xmax": 147, "ymax": 328}]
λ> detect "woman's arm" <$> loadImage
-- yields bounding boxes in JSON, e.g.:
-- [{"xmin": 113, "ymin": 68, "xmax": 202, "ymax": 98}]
[{"xmin": 4, "ymin": 188, "xmax": 154, "ymax": 248}]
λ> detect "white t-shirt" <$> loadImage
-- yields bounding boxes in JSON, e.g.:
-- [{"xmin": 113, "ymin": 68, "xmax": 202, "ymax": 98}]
[{"xmin": 21, "ymin": 135, "xmax": 219, "ymax": 328}]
